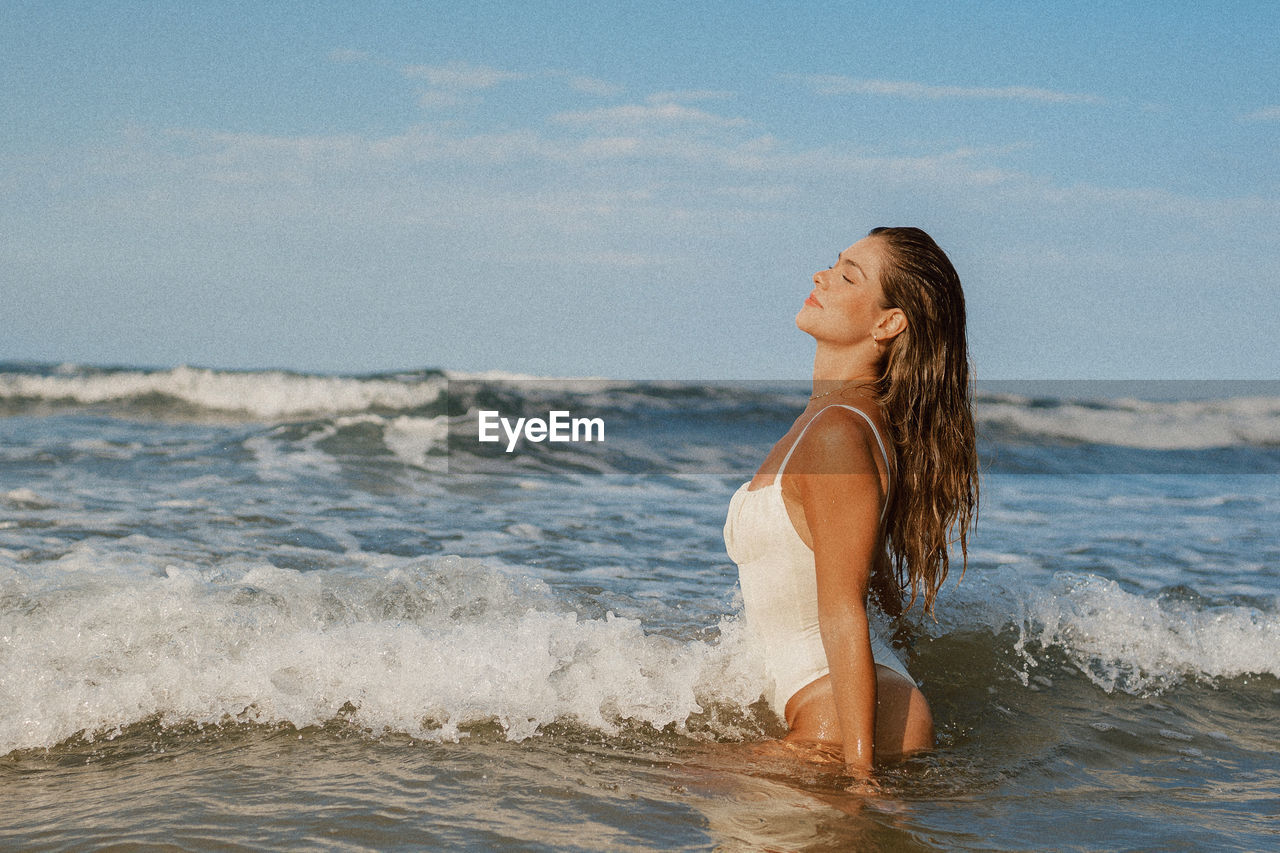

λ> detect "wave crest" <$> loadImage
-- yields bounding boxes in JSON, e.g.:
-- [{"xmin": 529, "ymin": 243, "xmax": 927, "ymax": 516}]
[
  {"xmin": 0, "ymin": 365, "xmax": 448, "ymax": 419},
  {"xmin": 942, "ymin": 567, "xmax": 1280, "ymax": 694},
  {"xmin": 0, "ymin": 555, "xmax": 766, "ymax": 756}
]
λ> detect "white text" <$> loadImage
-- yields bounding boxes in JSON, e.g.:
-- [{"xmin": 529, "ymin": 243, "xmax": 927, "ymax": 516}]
[{"xmin": 477, "ymin": 410, "xmax": 605, "ymax": 452}]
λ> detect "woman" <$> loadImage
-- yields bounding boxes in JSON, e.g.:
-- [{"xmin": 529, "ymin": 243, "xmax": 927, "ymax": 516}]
[{"xmin": 724, "ymin": 226, "xmax": 978, "ymax": 780}]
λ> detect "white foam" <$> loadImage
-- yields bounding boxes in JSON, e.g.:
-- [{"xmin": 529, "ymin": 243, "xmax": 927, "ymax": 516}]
[
  {"xmin": 505, "ymin": 523, "xmax": 543, "ymax": 539},
  {"xmin": 0, "ymin": 555, "xmax": 766, "ymax": 756},
  {"xmin": 6, "ymin": 368, "xmax": 1277, "ymax": 449},
  {"xmin": 240, "ymin": 414, "xmax": 449, "ymax": 478},
  {"xmin": 2, "ymin": 488, "xmax": 56, "ymax": 509},
  {"xmin": 443, "ymin": 369, "xmax": 615, "ymax": 384},
  {"xmin": 947, "ymin": 567, "xmax": 1280, "ymax": 693},
  {"xmin": 244, "ymin": 427, "xmax": 341, "ymax": 481},
  {"xmin": 979, "ymin": 394, "xmax": 1280, "ymax": 449},
  {"xmin": 68, "ymin": 439, "xmax": 141, "ymax": 458},
  {"xmin": 381, "ymin": 415, "xmax": 449, "ymax": 470},
  {"xmin": 0, "ymin": 366, "xmax": 446, "ymax": 418}
]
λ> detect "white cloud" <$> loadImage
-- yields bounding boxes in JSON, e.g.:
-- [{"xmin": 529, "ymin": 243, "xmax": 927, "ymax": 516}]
[
  {"xmin": 328, "ymin": 48, "xmax": 371, "ymax": 64},
  {"xmin": 126, "ymin": 122, "xmax": 1026, "ymax": 206},
  {"xmin": 417, "ymin": 89, "xmax": 469, "ymax": 110},
  {"xmin": 402, "ymin": 61, "xmax": 524, "ymax": 90},
  {"xmin": 646, "ymin": 89, "xmax": 734, "ymax": 103},
  {"xmin": 20, "ymin": 96, "xmax": 1279, "ymax": 381},
  {"xmin": 49, "ymin": 79, "xmax": 1278, "ymax": 282},
  {"xmin": 795, "ymin": 74, "xmax": 1104, "ymax": 105},
  {"xmin": 1242, "ymin": 105, "xmax": 1280, "ymax": 122},
  {"xmin": 552, "ymin": 101, "xmax": 750, "ymax": 130},
  {"xmin": 96, "ymin": 115, "xmax": 1266, "ymax": 239},
  {"xmin": 575, "ymin": 136, "xmax": 642, "ymax": 158},
  {"xmin": 530, "ymin": 249, "xmax": 662, "ymax": 267},
  {"xmin": 567, "ymin": 75, "xmax": 623, "ymax": 97}
]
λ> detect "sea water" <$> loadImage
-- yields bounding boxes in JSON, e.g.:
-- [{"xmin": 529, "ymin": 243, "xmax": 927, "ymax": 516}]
[{"xmin": 1, "ymin": 364, "xmax": 1276, "ymax": 851}]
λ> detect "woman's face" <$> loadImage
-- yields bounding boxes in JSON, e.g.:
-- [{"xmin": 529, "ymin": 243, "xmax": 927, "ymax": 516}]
[{"xmin": 796, "ymin": 236, "xmax": 891, "ymax": 345}]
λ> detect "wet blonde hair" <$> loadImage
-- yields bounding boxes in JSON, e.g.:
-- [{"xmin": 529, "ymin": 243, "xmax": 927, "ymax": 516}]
[{"xmin": 868, "ymin": 226, "xmax": 978, "ymax": 616}]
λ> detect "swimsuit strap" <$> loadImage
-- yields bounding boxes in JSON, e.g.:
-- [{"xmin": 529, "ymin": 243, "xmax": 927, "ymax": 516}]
[{"xmin": 775, "ymin": 405, "xmax": 893, "ymax": 519}]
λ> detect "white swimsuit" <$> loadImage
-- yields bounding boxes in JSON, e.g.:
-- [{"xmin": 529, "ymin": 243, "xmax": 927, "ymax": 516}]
[{"xmin": 724, "ymin": 404, "xmax": 913, "ymax": 719}]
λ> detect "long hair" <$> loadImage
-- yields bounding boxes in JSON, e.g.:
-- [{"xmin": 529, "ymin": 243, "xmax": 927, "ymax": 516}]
[{"xmin": 868, "ymin": 226, "xmax": 978, "ymax": 616}]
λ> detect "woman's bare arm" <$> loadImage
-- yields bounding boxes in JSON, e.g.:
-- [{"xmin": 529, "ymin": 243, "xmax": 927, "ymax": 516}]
[{"xmin": 789, "ymin": 410, "xmax": 887, "ymax": 776}]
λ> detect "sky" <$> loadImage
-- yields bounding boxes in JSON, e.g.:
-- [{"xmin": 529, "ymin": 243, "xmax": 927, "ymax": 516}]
[{"xmin": 2, "ymin": 0, "xmax": 1278, "ymax": 380}]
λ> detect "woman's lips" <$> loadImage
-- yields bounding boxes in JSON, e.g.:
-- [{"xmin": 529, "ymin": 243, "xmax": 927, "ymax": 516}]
[{"xmin": 805, "ymin": 293, "xmax": 822, "ymax": 307}]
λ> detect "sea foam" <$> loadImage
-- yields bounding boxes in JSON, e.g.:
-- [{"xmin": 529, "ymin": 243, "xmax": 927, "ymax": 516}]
[
  {"xmin": 0, "ymin": 554, "xmax": 764, "ymax": 756},
  {"xmin": 978, "ymin": 393, "xmax": 1280, "ymax": 449},
  {"xmin": 0, "ymin": 365, "xmax": 446, "ymax": 418},
  {"xmin": 946, "ymin": 566, "xmax": 1280, "ymax": 694},
  {"xmin": 5, "ymin": 365, "xmax": 1279, "ymax": 449}
]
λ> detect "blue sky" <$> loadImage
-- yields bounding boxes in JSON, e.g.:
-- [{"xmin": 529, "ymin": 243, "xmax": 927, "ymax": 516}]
[{"xmin": 3, "ymin": 1, "xmax": 1277, "ymax": 379}]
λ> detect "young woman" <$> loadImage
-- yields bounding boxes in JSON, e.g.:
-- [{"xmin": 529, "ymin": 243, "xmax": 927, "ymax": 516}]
[{"xmin": 724, "ymin": 227, "xmax": 978, "ymax": 780}]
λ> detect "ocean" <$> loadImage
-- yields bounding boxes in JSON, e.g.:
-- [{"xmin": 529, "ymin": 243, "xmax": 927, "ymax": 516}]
[{"xmin": 1, "ymin": 363, "xmax": 1276, "ymax": 851}]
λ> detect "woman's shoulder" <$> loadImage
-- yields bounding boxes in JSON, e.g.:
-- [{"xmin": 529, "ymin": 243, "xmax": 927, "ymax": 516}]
[{"xmin": 787, "ymin": 404, "xmax": 886, "ymax": 475}]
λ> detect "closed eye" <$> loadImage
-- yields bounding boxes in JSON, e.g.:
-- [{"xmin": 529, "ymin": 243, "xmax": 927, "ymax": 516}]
[{"xmin": 835, "ymin": 256, "xmax": 860, "ymax": 283}]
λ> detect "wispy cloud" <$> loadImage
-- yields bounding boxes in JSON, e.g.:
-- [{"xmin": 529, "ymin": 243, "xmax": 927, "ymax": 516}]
[
  {"xmin": 553, "ymin": 94, "xmax": 748, "ymax": 131},
  {"xmin": 328, "ymin": 48, "xmax": 372, "ymax": 64},
  {"xmin": 566, "ymin": 75, "xmax": 623, "ymax": 97},
  {"xmin": 417, "ymin": 89, "xmax": 470, "ymax": 110},
  {"xmin": 1242, "ymin": 105, "xmax": 1280, "ymax": 122},
  {"xmin": 794, "ymin": 74, "xmax": 1104, "ymax": 105},
  {"xmin": 646, "ymin": 89, "xmax": 734, "ymax": 103},
  {"xmin": 54, "ymin": 62, "xmax": 1274, "ymax": 284},
  {"xmin": 403, "ymin": 61, "xmax": 524, "ymax": 90},
  {"xmin": 135, "ymin": 123, "xmax": 1274, "ymax": 232}
]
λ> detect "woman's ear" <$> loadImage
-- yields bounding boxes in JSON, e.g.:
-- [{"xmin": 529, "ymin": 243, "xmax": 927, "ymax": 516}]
[{"xmin": 876, "ymin": 308, "xmax": 907, "ymax": 342}]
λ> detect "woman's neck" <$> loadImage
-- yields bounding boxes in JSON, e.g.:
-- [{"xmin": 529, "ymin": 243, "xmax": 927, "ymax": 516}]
[{"xmin": 811, "ymin": 342, "xmax": 878, "ymax": 387}]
